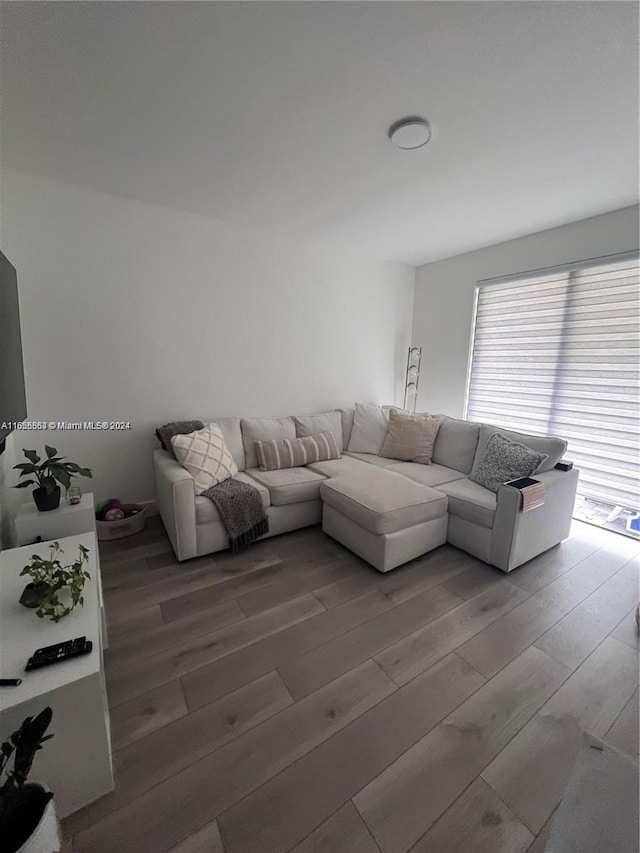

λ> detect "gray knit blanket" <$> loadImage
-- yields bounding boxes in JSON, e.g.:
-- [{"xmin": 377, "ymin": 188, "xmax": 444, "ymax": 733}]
[
  {"xmin": 201, "ymin": 478, "xmax": 269, "ymax": 553},
  {"xmin": 156, "ymin": 419, "xmax": 268, "ymax": 553}
]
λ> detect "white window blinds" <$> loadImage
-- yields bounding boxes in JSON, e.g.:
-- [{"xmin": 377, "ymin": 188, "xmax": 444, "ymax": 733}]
[{"xmin": 466, "ymin": 252, "xmax": 640, "ymax": 510}]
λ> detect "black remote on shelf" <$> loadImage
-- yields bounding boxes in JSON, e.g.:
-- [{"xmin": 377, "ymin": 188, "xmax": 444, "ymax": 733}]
[{"xmin": 25, "ymin": 637, "xmax": 93, "ymax": 672}]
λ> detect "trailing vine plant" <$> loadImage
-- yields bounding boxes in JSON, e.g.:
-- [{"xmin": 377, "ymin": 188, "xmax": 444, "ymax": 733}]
[{"xmin": 20, "ymin": 541, "xmax": 90, "ymax": 622}]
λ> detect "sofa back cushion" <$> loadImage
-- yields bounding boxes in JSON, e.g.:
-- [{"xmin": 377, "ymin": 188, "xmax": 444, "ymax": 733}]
[
  {"xmin": 294, "ymin": 411, "xmax": 343, "ymax": 453},
  {"xmin": 209, "ymin": 416, "xmax": 245, "ymax": 471},
  {"xmin": 336, "ymin": 407, "xmax": 355, "ymax": 449},
  {"xmin": 241, "ymin": 416, "xmax": 296, "ymax": 469},
  {"xmin": 256, "ymin": 432, "xmax": 340, "ymax": 471},
  {"xmin": 347, "ymin": 403, "xmax": 391, "ymax": 454},
  {"xmin": 432, "ymin": 416, "xmax": 481, "ymax": 474},
  {"xmin": 471, "ymin": 424, "xmax": 567, "ymax": 476}
]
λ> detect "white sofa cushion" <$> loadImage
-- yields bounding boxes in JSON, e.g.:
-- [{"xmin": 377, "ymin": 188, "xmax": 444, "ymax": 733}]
[
  {"xmin": 347, "ymin": 403, "xmax": 391, "ymax": 453},
  {"xmin": 471, "ymin": 424, "xmax": 567, "ymax": 475},
  {"xmin": 437, "ymin": 478, "xmax": 497, "ymax": 529},
  {"xmin": 344, "ymin": 451, "xmax": 399, "ymax": 469},
  {"xmin": 294, "ymin": 411, "xmax": 343, "ymax": 453},
  {"xmin": 387, "ymin": 461, "xmax": 467, "ymax": 488},
  {"xmin": 307, "ymin": 454, "xmax": 373, "ymax": 478},
  {"xmin": 171, "ymin": 424, "xmax": 238, "ymax": 495},
  {"xmin": 248, "ymin": 466, "xmax": 326, "ymax": 506},
  {"xmin": 335, "ymin": 407, "xmax": 355, "ymax": 450},
  {"xmin": 432, "ymin": 416, "xmax": 481, "ymax": 474},
  {"xmin": 195, "ymin": 471, "xmax": 270, "ymax": 525},
  {"xmin": 209, "ymin": 416, "xmax": 246, "ymax": 472},
  {"xmin": 241, "ymin": 416, "xmax": 296, "ymax": 469},
  {"xmin": 321, "ymin": 467, "xmax": 447, "ymax": 535}
]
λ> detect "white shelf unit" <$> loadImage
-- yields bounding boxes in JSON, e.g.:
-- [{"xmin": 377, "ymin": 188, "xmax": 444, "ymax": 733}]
[
  {"xmin": 0, "ymin": 532, "xmax": 113, "ymax": 817},
  {"xmin": 15, "ymin": 492, "xmax": 97, "ymax": 547}
]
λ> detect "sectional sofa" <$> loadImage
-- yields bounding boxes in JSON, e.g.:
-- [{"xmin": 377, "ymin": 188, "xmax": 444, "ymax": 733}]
[{"xmin": 154, "ymin": 406, "xmax": 579, "ymax": 573}]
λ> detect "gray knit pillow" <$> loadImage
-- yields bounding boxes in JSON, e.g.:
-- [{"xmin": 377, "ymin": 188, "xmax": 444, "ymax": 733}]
[
  {"xmin": 469, "ymin": 432, "xmax": 548, "ymax": 493},
  {"xmin": 156, "ymin": 420, "xmax": 204, "ymax": 458}
]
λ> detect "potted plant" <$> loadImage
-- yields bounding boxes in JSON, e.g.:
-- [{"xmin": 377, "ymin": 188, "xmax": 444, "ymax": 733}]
[
  {"xmin": 13, "ymin": 446, "xmax": 92, "ymax": 511},
  {"xmin": 0, "ymin": 707, "xmax": 60, "ymax": 853},
  {"xmin": 19, "ymin": 541, "xmax": 90, "ymax": 622}
]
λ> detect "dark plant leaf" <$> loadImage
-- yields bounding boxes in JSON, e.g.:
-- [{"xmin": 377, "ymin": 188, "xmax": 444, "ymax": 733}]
[
  {"xmin": 23, "ymin": 450, "xmax": 40, "ymax": 464},
  {"xmin": 45, "ymin": 445, "xmax": 58, "ymax": 459}
]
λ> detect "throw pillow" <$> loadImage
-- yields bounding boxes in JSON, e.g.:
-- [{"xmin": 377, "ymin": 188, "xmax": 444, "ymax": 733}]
[
  {"xmin": 255, "ymin": 431, "xmax": 340, "ymax": 471},
  {"xmin": 469, "ymin": 432, "xmax": 548, "ymax": 493},
  {"xmin": 293, "ymin": 411, "xmax": 343, "ymax": 453},
  {"xmin": 379, "ymin": 409, "xmax": 443, "ymax": 463},
  {"xmin": 471, "ymin": 424, "xmax": 567, "ymax": 475},
  {"xmin": 347, "ymin": 403, "xmax": 392, "ymax": 454},
  {"xmin": 171, "ymin": 423, "xmax": 238, "ymax": 495},
  {"xmin": 156, "ymin": 420, "xmax": 205, "ymax": 458}
]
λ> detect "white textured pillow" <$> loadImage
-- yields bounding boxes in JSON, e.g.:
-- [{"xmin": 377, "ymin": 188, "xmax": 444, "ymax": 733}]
[
  {"xmin": 171, "ymin": 423, "xmax": 238, "ymax": 494},
  {"xmin": 347, "ymin": 403, "xmax": 392, "ymax": 454}
]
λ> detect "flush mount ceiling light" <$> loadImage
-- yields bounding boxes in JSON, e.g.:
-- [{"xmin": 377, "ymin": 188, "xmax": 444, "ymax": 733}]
[{"xmin": 389, "ymin": 117, "xmax": 432, "ymax": 150}]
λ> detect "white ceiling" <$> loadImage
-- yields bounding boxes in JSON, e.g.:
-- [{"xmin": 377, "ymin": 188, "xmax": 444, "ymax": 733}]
[{"xmin": 1, "ymin": 1, "xmax": 638, "ymax": 265}]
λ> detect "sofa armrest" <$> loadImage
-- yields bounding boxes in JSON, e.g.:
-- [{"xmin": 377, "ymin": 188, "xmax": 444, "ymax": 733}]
[
  {"xmin": 490, "ymin": 467, "xmax": 579, "ymax": 572},
  {"xmin": 153, "ymin": 449, "xmax": 198, "ymax": 561}
]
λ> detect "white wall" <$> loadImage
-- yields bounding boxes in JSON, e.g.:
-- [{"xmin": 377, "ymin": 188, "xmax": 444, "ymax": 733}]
[
  {"xmin": 0, "ymin": 170, "xmax": 414, "ymax": 505},
  {"xmin": 412, "ymin": 205, "xmax": 640, "ymax": 417}
]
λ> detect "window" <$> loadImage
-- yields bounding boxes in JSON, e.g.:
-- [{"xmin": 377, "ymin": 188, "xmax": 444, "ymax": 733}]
[{"xmin": 466, "ymin": 252, "xmax": 640, "ymax": 510}]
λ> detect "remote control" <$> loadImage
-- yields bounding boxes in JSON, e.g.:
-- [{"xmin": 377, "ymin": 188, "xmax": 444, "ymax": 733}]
[{"xmin": 25, "ymin": 637, "xmax": 92, "ymax": 672}]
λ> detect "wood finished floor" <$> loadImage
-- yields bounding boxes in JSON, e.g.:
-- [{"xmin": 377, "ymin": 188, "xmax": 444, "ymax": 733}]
[{"xmin": 62, "ymin": 517, "xmax": 640, "ymax": 853}]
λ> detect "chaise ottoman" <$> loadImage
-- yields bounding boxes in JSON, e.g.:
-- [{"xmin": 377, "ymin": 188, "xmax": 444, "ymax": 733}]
[{"xmin": 320, "ymin": 467, "xmax": 448, "ymax": 572}]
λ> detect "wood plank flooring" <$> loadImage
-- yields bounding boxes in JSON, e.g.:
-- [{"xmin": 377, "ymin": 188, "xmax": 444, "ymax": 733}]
[{"xmin": 63, "ymin": 517, "xmax": 640, "ymax": 853}]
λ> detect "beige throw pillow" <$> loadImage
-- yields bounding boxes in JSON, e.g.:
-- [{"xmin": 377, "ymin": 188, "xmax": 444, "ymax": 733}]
[
  {"xmin": 379, "ymin": 409, "xmax": 443, "ymax": 464},
  {"xmin": 171, "ymin": 423, "xmax": 238, "ymax": 494}
]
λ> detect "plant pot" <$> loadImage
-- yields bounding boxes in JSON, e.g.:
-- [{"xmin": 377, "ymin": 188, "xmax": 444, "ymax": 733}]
[
  {"xmin": 2, "ymin": 785, "xmax": 58, "ymax": 853},
  {"xmin": 32, "ymin": 487, "xmax": 60, "ymax": 512},
  {"xmin": 19, "ymin": 582, "xmax": 51, "ymax": 609},
  {"xmin": 15, "ymin": 796, "xmax": 59, "ymax": 853}
]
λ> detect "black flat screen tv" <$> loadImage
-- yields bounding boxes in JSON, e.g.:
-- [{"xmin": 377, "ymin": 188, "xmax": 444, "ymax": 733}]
[{"xmin": 0, "ymin": 250, "xmax": 27, "ymax": 450}]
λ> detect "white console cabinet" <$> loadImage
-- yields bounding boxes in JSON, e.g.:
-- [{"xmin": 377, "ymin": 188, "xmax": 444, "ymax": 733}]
[
  {"xmin": 0, "ymin": 532, "xmax": 113, "ymax": 817},
  {"xmin": 15, "ymin": 492, "xmax": 97, "ymax": 546}
]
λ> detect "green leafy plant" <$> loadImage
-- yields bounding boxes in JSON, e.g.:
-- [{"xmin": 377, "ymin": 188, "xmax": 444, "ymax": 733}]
[
  {"xmin": 0, "ymin": 708, "xmax": 54, "ymax": 853},
  {"xmin": 13, "ymin": 445, "xmax": 92, "ymax": 495},
  {"xmin": 20, "ymin": 541, "xmax": 90, "ymax": 622}
]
